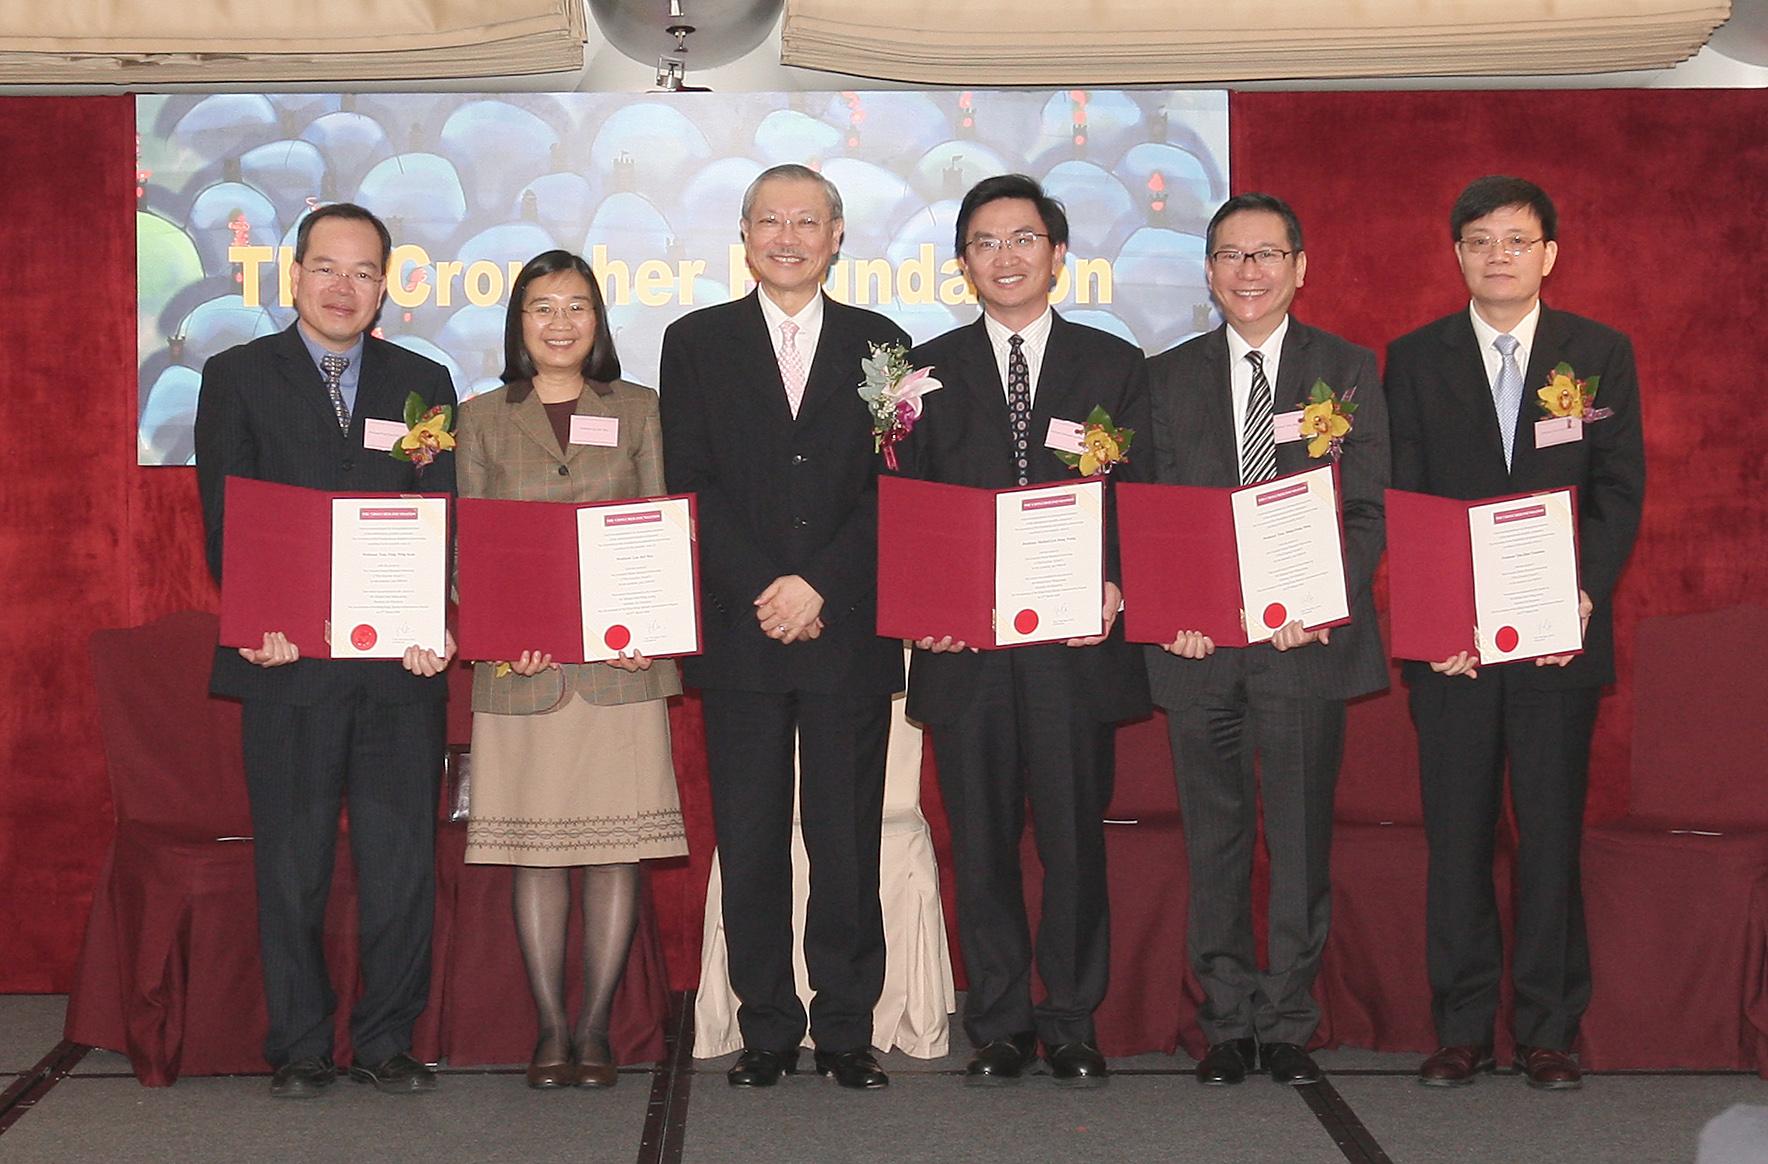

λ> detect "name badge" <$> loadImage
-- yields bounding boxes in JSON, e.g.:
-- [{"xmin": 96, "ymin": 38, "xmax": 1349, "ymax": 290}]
[
  {"xmin": 1044, "ymin": 417, "xmax": 1086, "ymax": 454},
  {"xmin": 1535, "ymin": 417, "xmax": 1582, "ymax": 449},
  {"xmin": 570, "ymin": 415, "xmax": 620, "ymax": 447},
  {"xmin": 1273, "ymin": 409, "xmax": 1305, "ymax": 443},
  {"xmin": 363, "ymin": 418, "xmax": 406, "ymax": 452}
]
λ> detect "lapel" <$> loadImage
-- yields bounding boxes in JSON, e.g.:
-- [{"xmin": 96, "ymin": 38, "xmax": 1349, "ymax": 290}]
[
  {"xmin": 352, "ymin": 336, "xmax": 397, "ymax": 444},
  {"xmin": 957, "ymin": 317, "xmax": 1015, "ymax": 474},
  {"xmin": 507, "ymin": 383, "xmax": 567, "ymax": 465},
  {"xmin": 1510, "ymin": 303, "xmax": 1570, "ymax": 480},
  {"xmin": 1273, "ymin": 320, "xmax": 1316, "ymax": 476},
  {"xmin": 272, "ymin": 324, "xmax": 349, "ymax": 441},
  {"xmin": 794, "ymin": 293, "xmax": 845, "ymax": 428},
  {"xmin": 736, "ymin": 292, "xmax": 796, "ymax": 428},
  {"xmin": 1194, "ymin": 325, "xmax": 1240, "ymax": 482},
  {"xmin": 566, "ymin": 383, "xmax": 619, "ymax": 471},
  {"xmin": 1435, "ymin": 309, "xmax": 1509, "ymax": 470}
]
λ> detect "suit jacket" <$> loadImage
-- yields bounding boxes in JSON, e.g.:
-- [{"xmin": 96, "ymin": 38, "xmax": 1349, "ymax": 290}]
[
  {"xmin": 1385, "ymin": 303, "xmax": 1645, "ymax": 689},
  {"xmin": 455, "ymin": 377, "xmax": 683, "ymax": 715},
  {"xmin": 658, "ymin": 291, "xmax": 908, "ymax": 696},
  {"xmin": 1143, "ymin": 319, "xmax": 1390, "ymax": 705},
  {"xmin": 195, "ymin": 323, "xmax": 458, "ymax": 705},
  {"xmin": 895, "ymin": 312, "xmax": 1152, "ymax": 726}
]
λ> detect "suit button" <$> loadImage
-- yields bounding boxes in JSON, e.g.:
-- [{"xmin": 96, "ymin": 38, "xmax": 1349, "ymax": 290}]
[
  {"xmin": 557, "ymin": 465, "xmax": 569, "ymax": 476},
  {"xmin": 341, "ymin": 460, "xmax": 353, "ymax": 472},
  {"xmin": 792, "ymin": 453, "xmax": 807, "ymax": 464},
  {"xmin": 794, "ymin": 517, "xmax": 808, "ymax": 528}
]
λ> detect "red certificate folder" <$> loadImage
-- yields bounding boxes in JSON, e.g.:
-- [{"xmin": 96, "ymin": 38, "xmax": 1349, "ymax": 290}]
[
  {"xmin": 1387, "ymin": 487, "xmax": 1581, "ymax": 664},
  {"xmin": 876, "ymin": 475, "xmax": 1103, "ymax": 649},
  {"xmin": 1117, "ymin": 465, "xmax": 1351, "ymax": 648},
  {"xmin": 218, "ymin": 476, "xmax": 449, "ymax": 659},
  {"xmin": 455, "ymin": 494, "xmax": 702, "ymax": 664}
]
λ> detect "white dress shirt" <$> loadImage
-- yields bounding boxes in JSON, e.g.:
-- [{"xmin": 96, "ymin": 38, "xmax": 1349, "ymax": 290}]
[
  {"xmin": 1468, "ymin": 299, "xmax": 1541, "ymax": 397},
  {"xmin": 1224, "ymin": 315, "xmax": 1291, "ymax": 469},
  {"xmin": 982, "ymin": 307, "xmax": 1054, "ymax": 406},
  {"xmin": 758, "ymin": 289, "xmax": 826, "ymax": 373}
]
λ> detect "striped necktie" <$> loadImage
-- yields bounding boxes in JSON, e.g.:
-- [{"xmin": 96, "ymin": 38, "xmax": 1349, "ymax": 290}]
[{"xmin": 1241, "ymin": 349, "xmax": 1277, "ymax": 485}]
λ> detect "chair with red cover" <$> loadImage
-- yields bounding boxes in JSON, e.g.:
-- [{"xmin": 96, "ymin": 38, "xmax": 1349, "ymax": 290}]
[{"xmin": 1579, "ymin": 604, "xmax": 1768, "ymax": 1072}]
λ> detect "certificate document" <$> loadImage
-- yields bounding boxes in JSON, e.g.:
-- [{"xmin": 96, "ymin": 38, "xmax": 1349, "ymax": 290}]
[
  {"xmin": 576, "ymin": 497, "xmax": 699, "ymax": 661},
  {"xmin": 1229, "ymin": 465, "xmax": 1351, "ymax": 644},
  {"xmin": 993, "ymin": 481, "xmax": 1105, "ymax": 645},
  {"xmin": 1466, "ymin": 491, "xmax": 1582, "ymax": 663},
  {"xmin": 328, "ymin": 497, "xmax": 448, "ymax": 659}
]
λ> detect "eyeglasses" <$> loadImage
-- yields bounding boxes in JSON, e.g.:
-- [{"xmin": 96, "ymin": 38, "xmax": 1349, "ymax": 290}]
[
  {"xmin": 1457, "ymin": 235, "xmax": 1543, "ymax": 257},
  {"xmin": 1208, "ymin": 248, "xmax": 1294, "ymax": 268},
  {"xmin": 747, "ymin": 213, "xmax": 828, "ymax": 235},
  {"xmin": 523, "ymin": 301, "xmax": 594, "ymax": 321},
  {"xmin": 965, "ymin": 232, "xmax": 1050, "ymax": 255},
  {"xmin": 299, "ymin": 263, "xmax": 382, "ymax": 288}
]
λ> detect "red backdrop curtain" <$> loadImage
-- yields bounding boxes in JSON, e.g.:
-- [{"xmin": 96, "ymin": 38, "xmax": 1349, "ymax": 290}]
[{"xmin": 1, "ymin": 89, "xmax": 1762, "ymax": 993}]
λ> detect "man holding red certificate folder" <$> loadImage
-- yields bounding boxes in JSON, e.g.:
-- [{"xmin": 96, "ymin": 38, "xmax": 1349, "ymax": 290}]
[
  {"xmin": 1387, "ymin": 176, "xmax": 1644, "ymax": 1090},
  {"xmin": 194, "ymin": 204, "xmax": 456, "ymax": 1097},
  {"xmin": 1143, "ymin": 194, "xmax": 1389, "ymax": 1088},
  {"xmin": 892, "ymin": 174, "xmax": 1150, "ymax": 1087}
]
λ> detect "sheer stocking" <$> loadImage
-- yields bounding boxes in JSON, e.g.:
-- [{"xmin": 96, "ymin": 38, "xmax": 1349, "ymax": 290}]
[
  {"xmin": 512, "ymin": 865, "xmax": 571, "ymax": 1065},
  {"xmin": 573, "ymin": 861, "xmax": 641, "ymax": 1065}
]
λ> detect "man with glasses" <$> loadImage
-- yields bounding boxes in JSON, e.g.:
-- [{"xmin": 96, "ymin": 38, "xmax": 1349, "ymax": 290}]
[
  {"xmin": 660, "ymin": 164, "xmax": 908, "ymax": 1090},
  {"xmin": 1387, "ymin": 175, "xmax": 1644, "ymax": 1090},
  {"xmin": 194, "ymin": 202, "xmax": 457, "ymax": 1098},
  {"xmin": 891, "ymin": 173, "xmax": 1150, "ymax": 1087},
  {"xmin": 1144, "ymin": 192, "xmax": 1389, "ymax": 1088}
]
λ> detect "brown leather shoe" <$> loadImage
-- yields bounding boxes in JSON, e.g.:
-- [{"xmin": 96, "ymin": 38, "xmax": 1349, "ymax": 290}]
[
  {"xmin": 573, "ymin": 1034, "xmax": 619, "ymax": 1088},
  {"xmin": 1514, "ymin": 1045, "xmax": 1582, "ymax": 1090},
  {"xmin": 1418, "ymin": 1044, "xmax": 1495, "ymax": 1087}
]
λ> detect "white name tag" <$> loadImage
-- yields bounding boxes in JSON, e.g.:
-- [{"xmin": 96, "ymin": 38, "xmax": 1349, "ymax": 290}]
[
  {"xmin": 362, "ymin": 418, "xmax": 406, "ymax": 452},
  {"xmin": 1535, "ymin": 417, "xmax": 1583, "ymax": 448},
  {"xmin": 1044, "ymin": 417, "xmax": 1087, "ymax": 454},
  {"xmin": 1273, "ymin": 409, "xmax": 1305, "ymax": 443},
  {"xmin": 570, "ymin": 415, "xmax": 620, "ymax": 447}
]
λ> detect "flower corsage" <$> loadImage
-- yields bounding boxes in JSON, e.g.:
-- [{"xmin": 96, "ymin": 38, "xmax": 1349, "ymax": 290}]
[
  {"xmin": 1302, "ymin": 380, "xmax": 1357, "ymax": 460},
  {"xmin": 1537, "ymin": 363, "xmax": 1613, "ymax": 423},
  {"xmin": 1054, "ymin": 405, "xmax": 1134, "ymax": 476},
  {"xmin": 858, "ymin": 342, "xmax": 941, "ymax": 470},
  {"xmin": 390, "ymin": 391, "xmax": 456, "ymax": 471}
]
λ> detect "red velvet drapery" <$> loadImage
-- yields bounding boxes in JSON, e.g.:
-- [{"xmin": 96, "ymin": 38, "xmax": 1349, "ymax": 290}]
[{"xmin": 2, "ymin": 90, "xmax": 1762, "ymax": 994}]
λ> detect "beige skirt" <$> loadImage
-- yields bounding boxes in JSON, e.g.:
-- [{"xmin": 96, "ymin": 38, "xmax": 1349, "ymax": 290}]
[{"xmin": 464, "ymin": 694, "xmax": 688, "ymax": 867}]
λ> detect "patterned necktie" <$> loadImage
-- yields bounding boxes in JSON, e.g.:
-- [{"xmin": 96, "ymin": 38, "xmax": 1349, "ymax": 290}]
[
  {"xmin": 778, "ymin": 320, "xmax": 807, "ymax": 418},
  {"xmin": 1493, "ymin": 333, "xmax": 1523, "ymax": 470},
  {"xmin": 1007, "ymin": 334, "xmax": 1031, "ymax": 485},
  {"xmin": 320, "ymin": 353, "xmax": 351, "ymax": 433},
  {"xmin": 1241, "ymin": 349, "xmax": 1277, "ymax": 485}
]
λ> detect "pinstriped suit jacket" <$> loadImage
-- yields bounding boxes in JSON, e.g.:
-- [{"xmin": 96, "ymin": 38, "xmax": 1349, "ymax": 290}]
[{"xmin": 456, "ymin": 377, "xmax": 682, "ymax": 715}]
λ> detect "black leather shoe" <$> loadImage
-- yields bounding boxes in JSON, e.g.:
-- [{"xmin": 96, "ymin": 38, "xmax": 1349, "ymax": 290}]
[
  {"xmin": 269, "ymin": 1056, "xmax": 336, "ymax": 1098},
  {"xmin": 814, "ymin": 1048, "xmax": 889, "ymax": 1089},
  {"xmin": 1045, "ymin": 1042, "xmax": 1109, "ymax": 1087},
  {"xmin": 348, "ymin": 1051, "xmax": 437, "ymax": 1094},
  {"xmin": 727, "ymin": 1047, "xmax": 799, "ymax": 1088},
  {"xmin": 1262, "ymin": 1042, "xmax": 1323, "ymax": 1085},
  {"xmin": 964, "ymin": 1033, "xmax": 1036, "ymax": 1086},
  {"xmin": 1196, "ymin": 1037, "xmax": 1257, "ymax": 1085}
]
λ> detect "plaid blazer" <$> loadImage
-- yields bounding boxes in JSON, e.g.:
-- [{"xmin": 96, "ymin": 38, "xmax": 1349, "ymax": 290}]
[{"xmin": 457, "ymin": 377, "xmax": 683, "ymax": 714}]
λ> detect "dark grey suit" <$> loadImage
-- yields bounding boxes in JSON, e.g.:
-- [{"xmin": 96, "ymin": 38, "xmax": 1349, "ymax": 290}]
[
  {"xmin": 1144, "ymin": 318, "xmax": 1388, "ymax": 1046},
  {"xmin": 195, "ymin": 323, "xmax": 456, "ymax": 1067}
]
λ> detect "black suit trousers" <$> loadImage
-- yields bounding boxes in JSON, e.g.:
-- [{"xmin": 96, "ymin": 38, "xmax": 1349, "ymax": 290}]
[
  {"xmin": 701, "ymin": 687, "xmax": 890, "ymax": 1053},
  {"xmin": 240, "ymin": 696, "xmax": 443, "ymax": 1066},
  {"xmin": 929, "ymin": 646, "xmax": 1114, "ymax": 1049},
  {"xmin": 1410, "ymin": 670, "xmax": 1599, "ymax": 1051}
]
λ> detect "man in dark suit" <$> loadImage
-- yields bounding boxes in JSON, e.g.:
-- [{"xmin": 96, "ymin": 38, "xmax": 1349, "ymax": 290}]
[
  {"xmin": 1144, "ymin": 193, "xmax": 1389, "ymax": 1087},
  {"xmin": 194, "ymin": 203, "xmax": 457, "ymax": 1099},
  {"xmin": 659, "ymin": 164, "xmax": 908, "ymax": 1090},
  {"xmin": 1386, "ymin": 175, "xmax": 1645, "ymax": 1090},
  {"xmin": 893, "ymin": 173, "xmax": 1150, "ymax": 1087}
]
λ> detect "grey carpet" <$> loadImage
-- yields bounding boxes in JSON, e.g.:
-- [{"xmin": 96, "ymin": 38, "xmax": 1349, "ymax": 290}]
[{"xmin": 0, "ymin": 995, "xmax": 71, "ymax": 1073}]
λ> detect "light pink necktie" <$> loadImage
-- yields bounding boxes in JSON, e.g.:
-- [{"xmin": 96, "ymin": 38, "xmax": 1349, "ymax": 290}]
[{"xmin": 778, "ymin": 319, "xmax": 807, "ymax": 418}]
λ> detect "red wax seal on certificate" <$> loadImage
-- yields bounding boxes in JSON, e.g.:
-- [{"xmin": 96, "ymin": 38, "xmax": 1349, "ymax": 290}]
[
  {"xmin": 1014, "ymin": 609, "xmax": 1039, "ymax": 635},
  {"xmin": 604, "ymin": 625, "xmax": 632, "ymax": 651},
  {"xmin": 1495, "ymin": 625, "xmax": 1520, "ymax": 653},
  {"xmin": 1263, "ymin": 603, "xmax": 1287, "ymax": 629},
  {"xmin": 350, "ymin": 624, "xmax": 377, "ymax": 650}
]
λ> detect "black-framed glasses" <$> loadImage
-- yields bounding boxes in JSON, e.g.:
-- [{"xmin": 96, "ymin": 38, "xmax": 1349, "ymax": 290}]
[
  {"xmin": 1457, "ymin": 235, "xmax": 1543, "ymax": 257},
  {"xmin": 1208, "ymin": 248, "xmax": 1294, "ymax": 268},
  {"xmin": 965, "ymin": 232, "xmax": 1049, "ymax": 255}
]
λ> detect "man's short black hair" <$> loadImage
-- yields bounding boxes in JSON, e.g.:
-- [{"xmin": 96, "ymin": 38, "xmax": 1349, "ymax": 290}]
[
  {"xmin": 1205, "ymin": 192, "xmax": 1305, "ymax": 255},
  {"xmin": 293, "ymin": 202, "xmax": 393, "ymax": 269},
  {"xmin": 954, "ymin": 173, "xmax": 1070, "ymax": 258},
  {"xmin": 1450, "ymin": 176, "xmax": 1558, "ymax": 243}
]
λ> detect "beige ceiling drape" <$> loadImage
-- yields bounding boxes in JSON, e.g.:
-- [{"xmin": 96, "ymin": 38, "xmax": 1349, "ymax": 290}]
[
  {"xmin": 780, "ymin": 0, "xmax": 1733, "ymax": 82},
  {"xmin": 0, "ymin": 0, "xmax": 585, "ymax": 82}
]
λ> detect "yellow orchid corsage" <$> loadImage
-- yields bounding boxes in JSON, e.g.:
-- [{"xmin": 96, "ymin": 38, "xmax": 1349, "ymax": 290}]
[
  {"xmin": 1537, "ymin": 362, "xmax": 1610, "ymax": 422},
  {"xmin": 390, "ymin": 391, "xmax": 456, "ymax": 470},
  {"xmin": 1054, "ymin": 405, "xmax": 1134, "ymax": 476},
  {"xmin": 1302, "ymin": 380, "xmax": 1358, "ymax": 460}
]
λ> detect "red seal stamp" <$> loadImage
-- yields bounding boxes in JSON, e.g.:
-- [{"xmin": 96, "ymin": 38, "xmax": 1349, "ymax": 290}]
[
  {"xmin": 1494, "ymin": 625, "xmax": 1520, "ymax": 653},
  {"xmin": 604, "ymin": 624, "xmax": 632, "ymax": 651},
  {"xmin": 1013, "ymin": 609, "xmax": 1039, "ymax": 635},
  {"xmin": 1263, "ymin": 603, "xmax": 1287, "ymax": 630},
  {"xmin": 350, "ymin": 624, "xmax": 377, "ymax": 650}
]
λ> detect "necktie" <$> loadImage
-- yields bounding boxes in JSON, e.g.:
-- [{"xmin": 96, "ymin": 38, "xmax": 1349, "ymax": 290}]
[
  {"xmin": 1007, "ymin": 334, "xmax": 1032, "ymax": 485},
  {"xmin": 1493, "ymin": 333, "xmax": 1523, "ymax": 470},
  {"xmin": 1241, "ymin": 349, "xmax": 1276, "ymax": 485},
  {"xmin": 778, "ymin": 320, "xmax": 807, "ymax": 418},
  {"xmin": 320, "ymin": 353, "xmax": 351, "ymax": 433}
]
